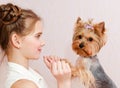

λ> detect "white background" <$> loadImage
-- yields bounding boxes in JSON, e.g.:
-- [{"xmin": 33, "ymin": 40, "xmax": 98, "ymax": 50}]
[{"xmin": 0, "ymin": 0, "xmax": 120, "ymax": 88}]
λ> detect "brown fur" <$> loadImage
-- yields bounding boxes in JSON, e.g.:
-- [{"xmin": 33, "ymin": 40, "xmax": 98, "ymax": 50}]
[{"xmin": 64, "ymin": 17, "xmax": 107, "ymax": 88}]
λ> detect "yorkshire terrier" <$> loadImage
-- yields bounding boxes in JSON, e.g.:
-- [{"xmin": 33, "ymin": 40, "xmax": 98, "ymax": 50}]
[{"xmin": 65, "ymin": 17, "xmax": 117, "ymax": 88}]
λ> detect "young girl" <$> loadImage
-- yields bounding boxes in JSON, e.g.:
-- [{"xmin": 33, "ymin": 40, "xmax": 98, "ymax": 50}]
[{"xmin": 0, "ymin": 3, "xmax": 71, "ymax": 88}]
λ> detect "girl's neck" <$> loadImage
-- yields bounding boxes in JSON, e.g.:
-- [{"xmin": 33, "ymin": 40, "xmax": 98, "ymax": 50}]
[{"xmin": 7, "ymin": 55, "xmax": 29, "ymax": 69}]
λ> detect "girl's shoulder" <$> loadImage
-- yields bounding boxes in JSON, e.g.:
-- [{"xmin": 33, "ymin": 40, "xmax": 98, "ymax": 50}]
[{"xmin": 11, "ymin": 79, "xmax": 38, "ymax": 88}]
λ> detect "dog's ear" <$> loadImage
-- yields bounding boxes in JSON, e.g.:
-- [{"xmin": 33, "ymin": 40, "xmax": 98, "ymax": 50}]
[
  {"xmin": 76, "ymin": 17, "xmax": 81, "ymax": 24},
  {"xmin": 94, "ymin": 22, "xmax": 106, "ymax": 37},
  {"xmin": 74, "ymin": 17, "xmax": 84, "ymax": 31}
]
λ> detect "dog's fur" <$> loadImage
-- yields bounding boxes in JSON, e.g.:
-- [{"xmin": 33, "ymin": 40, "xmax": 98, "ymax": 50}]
[{"xmin": 66, "ymin": 17, "xmax": 117, "ymax": 88}]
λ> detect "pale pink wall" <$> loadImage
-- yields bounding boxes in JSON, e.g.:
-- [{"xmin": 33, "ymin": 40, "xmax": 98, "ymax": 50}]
[{"xmin": 0, "ymin": 0, "xmax": 120, "ymax": 88}]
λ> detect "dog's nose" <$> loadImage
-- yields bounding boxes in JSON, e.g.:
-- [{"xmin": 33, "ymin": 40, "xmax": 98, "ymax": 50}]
[{"xmin": 79, "ymin": 43, "xmax": 84, "ymax": 48}]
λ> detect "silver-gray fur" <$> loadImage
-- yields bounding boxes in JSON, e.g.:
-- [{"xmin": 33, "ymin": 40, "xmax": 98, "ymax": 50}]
[{"xmin": 90, "ymin": 55, "xmax": 117, "ymax": 88}]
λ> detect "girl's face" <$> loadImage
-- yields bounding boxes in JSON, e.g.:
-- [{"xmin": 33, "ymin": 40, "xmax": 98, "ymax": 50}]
[{"xmin": 20, "ymin": 21, "xmax": 45, "ymax": 60}]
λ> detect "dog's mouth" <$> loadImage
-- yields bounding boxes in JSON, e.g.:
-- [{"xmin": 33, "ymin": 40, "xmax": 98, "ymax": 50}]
[
  {"xmin": 82, "ymin": 49, "xmax": 90, "ymax": 56},
  {"xmin": 77, "ymin": 48, "xmax": 92, "ymax": 57}
]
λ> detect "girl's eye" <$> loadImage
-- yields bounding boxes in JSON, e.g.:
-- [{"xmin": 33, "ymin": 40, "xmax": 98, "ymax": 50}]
[
  {"xmin": 35, "ymin": 33, "xmax": 42, "ymax": 39},
  {"xmin": 35, "ymin": 35, "xmax": 41, "ymax": 38}
]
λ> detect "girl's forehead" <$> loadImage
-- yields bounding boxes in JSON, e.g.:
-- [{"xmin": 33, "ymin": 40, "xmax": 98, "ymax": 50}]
[{"xmin": 32, "ymin": 21, "xmax": 43, "ymax": 34}]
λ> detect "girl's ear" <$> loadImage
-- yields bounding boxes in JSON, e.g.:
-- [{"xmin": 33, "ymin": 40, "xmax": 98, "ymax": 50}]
[{"xmin": 10, "ymin": 33, "xmax": 21, "ymax": 49}]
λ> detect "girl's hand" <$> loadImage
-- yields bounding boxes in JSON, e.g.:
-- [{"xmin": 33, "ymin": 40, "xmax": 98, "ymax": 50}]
[{"xmin": 43, "ymin": 56, "xmax": 71, "ymax": 88}]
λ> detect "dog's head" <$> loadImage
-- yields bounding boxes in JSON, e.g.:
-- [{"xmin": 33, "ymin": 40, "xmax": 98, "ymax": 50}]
[{"xmin": 72, "ymin": 17, "xmax": 107, "ymax": 58}]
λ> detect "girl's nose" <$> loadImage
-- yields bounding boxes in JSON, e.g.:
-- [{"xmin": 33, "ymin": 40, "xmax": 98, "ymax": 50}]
[{"xmin": 40, "ymin": 40, "xmax": 45, "ymax": 47}]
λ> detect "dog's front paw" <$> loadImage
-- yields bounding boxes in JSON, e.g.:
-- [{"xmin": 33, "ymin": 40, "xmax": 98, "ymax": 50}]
[{"xmin": 60, "ymin": 59, "xmax": 78, "ymax": 78}]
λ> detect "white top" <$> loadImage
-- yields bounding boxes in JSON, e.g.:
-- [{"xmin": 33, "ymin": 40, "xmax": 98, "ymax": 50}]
[{"xmin": 5, "ymin": 62, "xmax": 48, "ymax": 88}]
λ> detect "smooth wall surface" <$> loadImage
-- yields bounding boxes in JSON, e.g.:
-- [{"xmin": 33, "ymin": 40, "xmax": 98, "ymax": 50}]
[{"xmin": 0, "ymin": 0, "xmax": 120, "ymax": 88}]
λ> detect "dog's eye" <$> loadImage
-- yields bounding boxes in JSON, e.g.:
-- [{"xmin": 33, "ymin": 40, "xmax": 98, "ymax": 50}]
[
  {"xmin": 78, "ymin": 35, "xmax": 82, "ymax": 39},
  {"xmin": 88, "ymin": 37, "xmax": 93, "ymax": 42}
]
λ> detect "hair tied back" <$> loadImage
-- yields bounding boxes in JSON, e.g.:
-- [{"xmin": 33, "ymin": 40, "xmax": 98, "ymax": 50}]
[{"xmin": 0, "ymin": 3, "xmax": 22, "ymax": 25}]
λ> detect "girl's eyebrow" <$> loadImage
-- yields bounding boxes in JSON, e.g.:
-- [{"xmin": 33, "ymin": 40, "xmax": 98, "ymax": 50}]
[{"xmin": 36, "ymin": 32, "xmax": 42, "ymax": 35}]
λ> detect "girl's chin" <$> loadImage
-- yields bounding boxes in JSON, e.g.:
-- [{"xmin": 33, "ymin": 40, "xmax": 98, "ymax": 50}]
[{"xmin": 30, "ymin": 57, "xmax": 40, "ymax": 60}]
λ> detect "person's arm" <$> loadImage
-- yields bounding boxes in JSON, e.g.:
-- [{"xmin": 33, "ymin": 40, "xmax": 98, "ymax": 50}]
[
  {"xmin": 43, "ymin": 56, "xmax": 71, "ymax": 88},
  {"xmin": 11, "ymin": 79, "xmax": 38, "ymax": 88}
]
